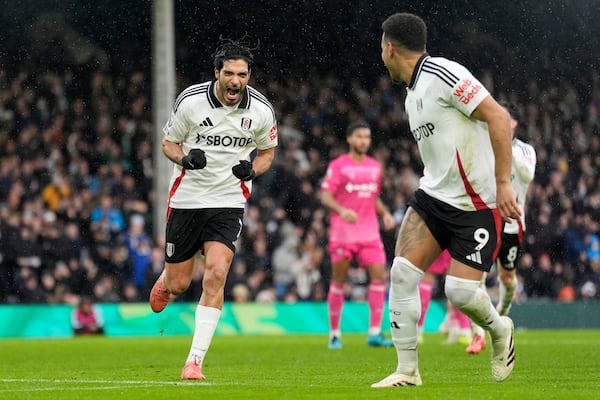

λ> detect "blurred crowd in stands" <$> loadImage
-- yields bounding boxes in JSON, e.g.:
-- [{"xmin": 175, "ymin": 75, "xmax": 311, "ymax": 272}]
[{"xmin": 1, "ymin": 22, "xmax": 600, "ymax": 306}]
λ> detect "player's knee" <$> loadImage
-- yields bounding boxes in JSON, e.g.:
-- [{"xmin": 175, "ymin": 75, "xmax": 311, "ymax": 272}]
[
  {"xmin": 444, "ymin": 275, "xmax": 478, "ymax": 308},
  {"xmin": 203, "ymin": 266, "xmax": 229, "ymax": 289},
  {"xmin": 390, "ymin": 257, "xmax": 422, "ymax": 287},
  {"xmin": 168, "ymin": 279, "xmax": 191, "ymax": 295},
  {"xmin": 499, "ymin": 271, "xmax": 516, "ymax": 286}
]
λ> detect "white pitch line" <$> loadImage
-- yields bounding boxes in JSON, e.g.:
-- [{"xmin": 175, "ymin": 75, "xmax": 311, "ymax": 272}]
[
  {"xmin": 516, "ymin": 339, "xmax": 600, "ymax": 345},
  {"xmin": 0, "ymin": 385, "xmax": 158, "ymax": 393},
  {"xmin": 0, "ymin": 378, "xmax": 212, "ymax": 393}
]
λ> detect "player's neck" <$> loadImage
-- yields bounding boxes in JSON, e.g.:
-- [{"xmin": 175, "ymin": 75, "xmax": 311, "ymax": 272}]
[
  {"xmin": 348, "ymin": 152, "xmax": 365, "ymax": 162},
  {"xmin": 400, "ymin": 51, "xmax": 426, "ymax": 85}
]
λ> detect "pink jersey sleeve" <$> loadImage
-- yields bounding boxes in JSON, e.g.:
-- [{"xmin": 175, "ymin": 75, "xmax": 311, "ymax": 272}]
[{"xmin": 321, "ymin": 158, "xmax": 341, "ymax": 193}]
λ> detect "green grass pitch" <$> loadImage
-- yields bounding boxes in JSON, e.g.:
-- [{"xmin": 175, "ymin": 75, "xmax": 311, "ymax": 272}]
[{"xmin": 1, "ymin": 330, "xmax": 599, "ymax": 399}]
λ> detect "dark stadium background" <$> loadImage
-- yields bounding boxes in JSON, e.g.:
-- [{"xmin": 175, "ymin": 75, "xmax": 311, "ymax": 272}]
[{"xmin": 2, "ymin": 0, "xmax": 599, "ymax": 93}]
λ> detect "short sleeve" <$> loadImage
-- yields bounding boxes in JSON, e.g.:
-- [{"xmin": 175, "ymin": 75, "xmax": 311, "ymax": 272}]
[
  {"xmin": 163, "ymin": 101, "xmax": 191, "ymax": 143},
  {"xmin": 443, "ymin": 63, "xmax": 490, "ymax": 117},
  {"xmin": 321, "ymin": 162, "xmax": 340, "ymax": 193},
  {"xmin": 255, "ymin": 119, "xmax": 278, "ymax": 150}
]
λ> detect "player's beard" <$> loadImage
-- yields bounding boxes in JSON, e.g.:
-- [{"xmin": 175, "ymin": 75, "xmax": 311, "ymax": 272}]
[
  {"xmin": 351, "ymin": 145, "xmax": 368, "ymax": 156},
  {"xmin": 217, "ymin": 81, "xmax": 244, "ymax": 106}
]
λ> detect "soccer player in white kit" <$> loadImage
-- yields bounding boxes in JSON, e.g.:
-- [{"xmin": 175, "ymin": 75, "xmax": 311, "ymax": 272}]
[
  {"xmin": 467, "ymin": 101, "xmax": 537, "ymax": 354},
  {"xmin": 320, "ymin": 122, "xmax": 396, "ymax": 349},
  {"xmin": 149, "ymin": 37, "xmax": 278, "ymax": 380},
  {"xmin": 372, "ymin": 13, "xmax": 520, "ymax": 387}
]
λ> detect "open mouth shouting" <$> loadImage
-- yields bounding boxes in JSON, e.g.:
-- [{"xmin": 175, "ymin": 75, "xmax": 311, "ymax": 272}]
[{"xmin": 226, "ymin": 86, "xmax": 241, "ymax": 103}]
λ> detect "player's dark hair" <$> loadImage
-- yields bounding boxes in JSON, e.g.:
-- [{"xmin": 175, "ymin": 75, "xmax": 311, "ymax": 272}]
[
  {"xmin": 213, "ymin": 35, "xmax": 256, "ymax": 71},
  {"xmin": 346, "ymin": 121, "xmax": 370, "ymax": 137},
  {"xmin": 381, "ymin": 13, "xmax": 427, "ymax": 52},
  {"xmin": 499, "ymin": 100, "xmax": 520, "ymax": 121}
]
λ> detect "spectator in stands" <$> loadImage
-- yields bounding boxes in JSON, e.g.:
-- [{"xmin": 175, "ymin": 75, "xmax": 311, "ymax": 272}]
[
  {"xmin": 71, "ymin": 296, "xmax": 105, "ymax": 335},
  {"xmin": 142, "ymin": 245, "xmax": 166, "ymax": 300},
  {"xmin": 41, "ymin": 173, "xmax": 71, "ymax": 211},
  {"xmin": 16, "ymin": 267, "xmax": 47, "ymax": 303},
  {"xmin": 293, "ymin": 229, "xmax": 323, "ymax": 301},
  {"xmin": 523, "ymin": 253, "xmax": 556, "ymax": 298},
  {"xmin": 271, "ymin": 222, "xmax": 302, "ymax": 299},
  {"xmin": 90, "ymin": 192, "xmax": 126, "ymax": 239},
  {"xmin": 40, "ymin": 270, "xmax": 62, "ymax": 304},
  {"xmin": 231, "ymin": 283, "xmax": 250, "ymax": 302},
  {"xmin": 124, "ymin": 213, "xmax": 152, "ymax": 291}
]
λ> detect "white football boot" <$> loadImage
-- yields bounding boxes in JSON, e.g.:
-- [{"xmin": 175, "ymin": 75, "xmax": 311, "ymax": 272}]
[
  {"xmin": 491, "ymin": 316, "xmax": 515, "ymax": 382},
  {"xmin": 371, "ymin": 370, "xmax": 422, "ymax": 388}
]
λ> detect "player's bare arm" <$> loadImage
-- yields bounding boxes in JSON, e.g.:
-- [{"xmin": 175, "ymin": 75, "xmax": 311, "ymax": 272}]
[
  {"xmin": 250, "ymin": 147, "xmax": 275, "ymax": 177},
  {"xmin": 161, "ymin": 135, "xmax": 187, "ymax": 165},
  {"xmin": 471, "ymin": 96, "xmax": 520, "ymax": 223},
  {"xmin": 395, "ymin": 208, "xmax": 440, "ymax": 268},
  {"xmin": 375, "ymin": 197, "xmax": 395, "ymax": 231},
  {"xmin": 319, "ymin": 190, "xmax": 358, "ymax": 223}
]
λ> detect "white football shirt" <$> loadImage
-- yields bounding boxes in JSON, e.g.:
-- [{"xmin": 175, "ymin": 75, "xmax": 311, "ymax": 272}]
[
  {"xmin": 404, "ymin": 54, "xmax": 496, "ymax": 211},
  {"xmin": 505, "ymin": 138, "xmax": 536, "ymax": 234},
  {"xmin": 163, "ymin": 80, "xmax": 278, "ymax": 209}
]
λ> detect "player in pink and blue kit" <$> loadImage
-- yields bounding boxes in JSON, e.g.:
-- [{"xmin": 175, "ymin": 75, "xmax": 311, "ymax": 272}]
[{"xmin": 320, "ymin": 122, "xmax": 396, "ymax": 349}]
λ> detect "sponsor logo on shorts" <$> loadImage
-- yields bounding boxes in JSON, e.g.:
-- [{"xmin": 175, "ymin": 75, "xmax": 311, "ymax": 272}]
[
  {"xmin": 166, "ymin": 242, "xmax": 175, "ymax": 257},
  {"xmin": 466, "ymin": 250, "xmax": 482, "ymax": 264}
]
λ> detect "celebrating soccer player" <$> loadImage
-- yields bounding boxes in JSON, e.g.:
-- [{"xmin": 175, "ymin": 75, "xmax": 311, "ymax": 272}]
[
  {"xmin": 320, "ymin": 122, "xmax": 396, "ymax": 349},
  {"xmin": 149, "ymin": 36, "xmax": 278, "ymax": 380},
  {"xmin": 372, "ymin": 13, "xmax": 518, "ymax": 387}
]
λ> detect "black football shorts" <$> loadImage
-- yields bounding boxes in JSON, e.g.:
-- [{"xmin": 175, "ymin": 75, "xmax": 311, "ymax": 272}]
[
  {"xmin": 408, "ymin": 189, "xmax": 503, "ymax": 272},
  {"xmin": 496, "ymin": 232, "xmax": 522, "ymax": 270},
  {"xmin": 164, "ymin": 208, "xmax": 244, "ymax": 263}
]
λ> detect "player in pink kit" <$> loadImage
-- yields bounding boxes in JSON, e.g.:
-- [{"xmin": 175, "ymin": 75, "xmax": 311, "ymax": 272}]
[
  {"xmin": 320, "ymin": 122, "xmax": 396, "ymax": 349},
  {"xmin": 418, "ymin": 250, "xmax": 472, "ymax": 344}
]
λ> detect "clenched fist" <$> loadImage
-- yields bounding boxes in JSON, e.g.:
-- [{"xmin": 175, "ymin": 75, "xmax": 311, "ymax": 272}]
[
  {"xmin": 181, "ymin": 149, "xmax": 207, "ymax": 169},
  {"xmin": 232, "ymin": 160, "xmax": 255, "ymax": 181}
]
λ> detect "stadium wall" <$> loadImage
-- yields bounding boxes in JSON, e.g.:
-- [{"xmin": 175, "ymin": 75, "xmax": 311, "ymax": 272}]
[{"xmin": 0, "ymin": 301, "xmax": 598, "ymax": 338}]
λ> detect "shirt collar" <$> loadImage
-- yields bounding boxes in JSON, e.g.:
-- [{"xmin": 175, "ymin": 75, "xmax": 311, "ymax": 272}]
[
  {"xmin": 208, "ymin": 80, "xmax": 250, "ymax": 109},
  {"xmin": 408, "ymin": 53, "xmax": 430, "ymax": 90}
]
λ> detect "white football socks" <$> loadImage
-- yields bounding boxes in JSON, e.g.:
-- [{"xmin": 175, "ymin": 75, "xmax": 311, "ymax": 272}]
[
  {"xmin": 186, "ymin": 305, "xmax": 221, "ymax": 364},
  {"xmin": 388, "ymin": 257, "xmax": 423, "ymax": 375},
  {"xmin": 471, "ymin": 272, "xmax": 487, "ymax": 337},
  {"xmin": 445, "ymin": 275, "xmax": 506, "ymax": 340},
  {"xmin": 497, "ymin": 278, "xmax": 517, "ymax": 316}
]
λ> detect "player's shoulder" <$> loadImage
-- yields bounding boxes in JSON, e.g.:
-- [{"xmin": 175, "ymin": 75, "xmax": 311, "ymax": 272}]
[
  {"xmin": 425, "ymin": 56, "xmax": 469, "ymax": 74},
  {"xmin": 421, "ymin": 56, "xmax": 473, "ymax": 87},
  {"xmin": 364, "ymin": 155, "xmax": 381, "ymax": 165},
  {"xmin": 247, "ymin": 85, "xmax": 276, "ymax": 119},
  {"xmin": 513, "ymin": 138, "xmax": 536, "ymax": 155},
  {"xmin": 173, "ymin": 81, "xmax": 211, "ymax": 112},
  {"xmin": 327, "ymin": 154, "xmax": 348, "ymax": 168}
]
